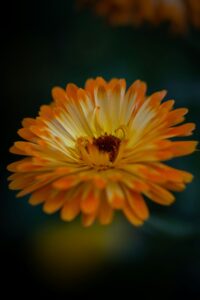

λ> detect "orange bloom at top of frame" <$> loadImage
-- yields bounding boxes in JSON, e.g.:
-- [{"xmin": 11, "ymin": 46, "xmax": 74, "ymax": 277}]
[
  {"xmin": 78, "ymin": 0, "xmax": 200, "ymax": 33},
  {"xmin": 8, "ymin": 77, "xmax": 197, "ymax": 227}
]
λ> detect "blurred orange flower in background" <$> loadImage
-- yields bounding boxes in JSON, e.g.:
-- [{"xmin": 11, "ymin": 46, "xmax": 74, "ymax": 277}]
[
  {"xmin": 78, "ymin": 0, "xmax": 200, "ymax": 33},
  {"xmin": 7, "ymin": 77, "xmax": 197, "ymax": 226}
]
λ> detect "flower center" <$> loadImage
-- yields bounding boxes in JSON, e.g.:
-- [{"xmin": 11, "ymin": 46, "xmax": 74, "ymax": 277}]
[{"xmin": 93, "ymin": 134, "xmax": 121, "ymax": 162}]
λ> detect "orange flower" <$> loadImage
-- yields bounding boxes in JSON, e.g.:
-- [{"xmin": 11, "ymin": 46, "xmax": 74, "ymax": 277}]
[
  {"xmin": 78, "ymin": 0, "xmax": 200, "ymax": 33},
  {"xmin": 8, "ymin": 77, "xmax": 197, "ymax": 226}
]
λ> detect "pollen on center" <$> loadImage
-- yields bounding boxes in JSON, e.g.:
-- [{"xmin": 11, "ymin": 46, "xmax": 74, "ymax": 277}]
[{"xmin": 93, "ymin": 134, "xmax": 121, "ymax": 162}]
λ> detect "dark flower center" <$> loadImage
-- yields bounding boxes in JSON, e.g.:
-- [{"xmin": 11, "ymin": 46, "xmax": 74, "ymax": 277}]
[{"xmin": 93, "ymin": 134, "xmax": 121, "ymax": 162}]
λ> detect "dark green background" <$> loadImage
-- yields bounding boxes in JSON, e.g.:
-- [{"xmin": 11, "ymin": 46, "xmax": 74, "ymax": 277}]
[{"xmin": 2, "ymin": 0, "xmax": 200, "ymax": 298}]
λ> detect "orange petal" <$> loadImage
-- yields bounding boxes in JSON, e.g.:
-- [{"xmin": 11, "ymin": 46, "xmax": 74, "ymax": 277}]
[
  {"xmin": 8, "ymin": 173, "xmax": 22, "ymax": 181},
  {"xmin": 108, "ymin": 78, "xmax": 126, "ymax": 91},
  {"xmin": 123, "ymin": 200, "xmax": 144, "ymax": 226},
  {"xmin": 77, "ymin": 88, "xmax": 90, "ymax": 102},
  {"xmin": 98, "ymin": 198, "xmax": 113, "ymax": 225},
  {"xmin": 111, "ymin": 196, "xmax": 124, "ymax": 209},
  {"xmin": 165, "ymin": 123, "xmax": 196, "ymax": 137},
  {"xmin": 154, "ymin": 140, "xmax": 172, "ymax": 149},
  {"xmin": 149, "ymin": 90, "xmax": 167, "ymax": 107},
  {"xmin": 85, "ymin": 77, "xmax": 107, "ymax": 100},
  {"xmin": 16, "ymin": 162, "xmax": 43, "ymax": 172},
  {"xmin": 9, "ymin": 145, "xmax": 26, "ymax": 155},
  {"xmin": 52, "ymin": 87, "xmax": 67, "ymax": 105},
  {"xmin": 93, "ymin": 176, "xmax": 107, "ymax": 189},
  {"xmin": 16, "ymin": 179, "xmax": 53, "ymax": 197},
  {"xmin": 162, "ymin": 181, "xmax": 186, "ymax": 192},
  {"xmin": 53, "ymin": 176, "xmax": 78, "ymax": 190},
  {"xmin": 169, "ymin": 141, "xmax": 198, "ymax": 157},
  {"xmin": 7, "ymin": 159, "xmax": 31, "ymax": 172},
  {"xmin": 144, "ymin": 184, "xmax": 175, "ymax": 205},
  {"xmin": 43, "ymin": 192, "xmax": 65, "ymax": 214},
  {"xmin": 156, "ymin": 150, "xmax": 173, "ymax": 160},
  {"xmin": 106, "ymin": 184, "xmax": 125, "ymax": 209},
  {"xmin": 39, "ymin": 105, "xmax": 54, "ymax": 120},
  {"xmin": 85, "ymin": 79, "xmax": 95, "ymax": 100},
  {"xmin": 82, "ymin": 213, "xmax": 96, "ymax": 227},
  {"xmin": 9, "ymin": 175, "xmax": 35, "ymax": 190},
  {"xmin": 22, "ymin": 117, "xmax": 36, "ymax": 128},
  {"xmin": 61, "ymin": 195, "xmax": 80, "ymax": 221},
  {"xmin": 127, "ymin": 80, "xmax": 147, "ymax": 114},
  {"xmin": 127, "ymin": 190, "xmax": 149, "ymax": 220},
  {"xmin": 14, "ymin": 141, "xmax": 37, "ymax": 155},
  {"xmin": 66, "ymin": 83, "xmax": 79, "ymax": 100},
  {"xmin": 153, "ymin": 163, "xmax": 193, "ymax": 183},
  {"xmin": 137, "ymin": 165, "xmax": 166, "ymax": 183},
  {"xmin": 131, "ymin": 179, "xmax": 150, "ymax": 192},
  {"xmin": 81, "ymin": 192, "xmax": 100, "ymax": 214},
  {"xmin": 97, "ymin": 85, "xmax": 107, "ymax": 101},
  {"xmin": 29, "ymin": 186, "xmax": 51, "ymax": 205},
  {"xmin": 18, "ymin": 128, "xmax": 36, "ymax": 141},
  {"xmin": 54, "ymin": 167, "xmax": 72, "ymax": 175},
  {"xmin": 95, "ymin": 77, "xmax": 107, "ymax": 87},
  {"xmin": 166, "ymin": 108, "xmax": 188, "ymax": 126},
  {"xmin": 159, "ymin": 99, "xmax": 175, "ymax": 112},
  {"xmin": 29, "ymin": 126, "xmax": 46, "ymax": 137}
]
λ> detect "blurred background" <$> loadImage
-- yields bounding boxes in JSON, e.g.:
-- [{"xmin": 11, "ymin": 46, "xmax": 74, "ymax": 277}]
[{"xmin": 1, "ymin": 0, "xmax": 200, "ymax": 298}]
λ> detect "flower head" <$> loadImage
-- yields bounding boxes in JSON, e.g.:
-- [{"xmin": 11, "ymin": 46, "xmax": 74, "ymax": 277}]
[
  {"xmin": 8, "ymin": 77, "xmax": 197, "ymax": 226},
  {"xmin": 79, "ymin": 0, "xmax": 200, "ymax": 33}
]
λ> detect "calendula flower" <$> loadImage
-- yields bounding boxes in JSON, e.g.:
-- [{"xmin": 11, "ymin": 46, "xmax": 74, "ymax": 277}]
[
  {"xmin": 78, "ymin": 0, "xmax": 200, "ymax": 33},
  {"xmin": 8, "ymin": 77, "xmax": 197, "ymax": 226}
]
